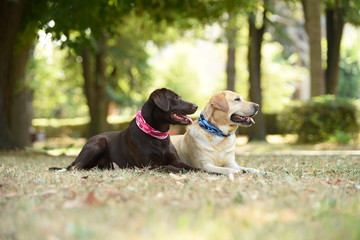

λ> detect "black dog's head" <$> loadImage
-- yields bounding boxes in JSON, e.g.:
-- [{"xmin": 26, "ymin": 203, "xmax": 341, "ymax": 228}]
[{"xmin": 149, "ymin": 88, "xmax": 198, "ymax": 125}]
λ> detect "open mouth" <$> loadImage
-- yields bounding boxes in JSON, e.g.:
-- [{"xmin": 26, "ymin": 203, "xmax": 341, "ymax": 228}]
[
  {"xmin": 230, "ymin": 114, "xmax": 255, "ymax": 126},
  {"xmin": 170, "ymin": 112, "xmax": 194, "ymax": 125}
]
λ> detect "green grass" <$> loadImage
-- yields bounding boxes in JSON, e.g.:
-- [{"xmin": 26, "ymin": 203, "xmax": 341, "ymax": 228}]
[{"xmin": 0, "ymin": 150, "xmax": 359, "ymax": 240}]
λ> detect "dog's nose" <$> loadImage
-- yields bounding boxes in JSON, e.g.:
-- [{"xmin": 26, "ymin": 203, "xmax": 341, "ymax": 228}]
[
  {"xmin": 192, "ymin": 104, "xmax": 198, "ymax": 111},
  {"xmin": 253, "ymin": 104, "xmax": 259, "ymax": 111}
]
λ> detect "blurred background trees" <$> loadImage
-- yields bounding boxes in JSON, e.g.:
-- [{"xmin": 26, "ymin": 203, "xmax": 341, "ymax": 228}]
[{"xmin": 1, "ymin": 0, "xmax": 359, "ymax": 149}]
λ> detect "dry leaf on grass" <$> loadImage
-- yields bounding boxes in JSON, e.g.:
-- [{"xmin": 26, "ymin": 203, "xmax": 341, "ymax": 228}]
[
  {"xmin": 175, "ymin": 181, "xmax": 184, "ymax": 188},
  {"xmin": 63, "ymin": 200, "xmax": 80, "ymax": 209},
  {"xmin": 63, "ymin": 191, "xmax": 103, "ymax": 209},
  {"xmin": 33, "ymin": 189, "xmax": 58, "ymax": 197},
  {"xmin": 307, "ymin": 188, "xmax": 316, "ymax": 193},
  {"xmin": 168, "ymin": 173, "xmax": 188, "ymax": 188},
  {"xmin": 4, "ymin": 192, "xmax": 18, "ymax": 198},
  {"xmin": 228, "ymin": 173, "xmax": 235, "ymax": 181},
  {"xmin": 169, "ymin": 173, "xmax": 188, "ymax": 181},
  {"xmin": 84, "ymin": 191, "xmax": 102, "ymax": 206},
  {"xmin": 156, "ymin": 192, "xmax": 164, "ymax": 199},
  {"xmin": 280, "ymin": 209, "xmax": 298, "ymax": 222},
  {"xmin": 327, "ymin": 178, "xmax": 342, "ymax": 185}
]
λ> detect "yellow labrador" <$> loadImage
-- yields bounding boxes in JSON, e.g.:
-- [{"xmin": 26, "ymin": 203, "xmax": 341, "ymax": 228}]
[{"xmin": 172, "ymin": 91, "xmax": 264, "ymax": 175}]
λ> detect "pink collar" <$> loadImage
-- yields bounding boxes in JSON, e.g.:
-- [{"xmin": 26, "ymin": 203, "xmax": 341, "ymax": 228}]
[{"xmin": 135, "ymin": 108, "xmax": 170, "ymax": 139}]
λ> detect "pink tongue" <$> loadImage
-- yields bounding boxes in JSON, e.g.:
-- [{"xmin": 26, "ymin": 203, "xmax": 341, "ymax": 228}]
[
  {"xmin": 184, "ymin": 115, "xmax": 194, "ymax": 124},
  {"xmin": 249, "ymin": 117, "xmax": 255, "ymax": 124}
]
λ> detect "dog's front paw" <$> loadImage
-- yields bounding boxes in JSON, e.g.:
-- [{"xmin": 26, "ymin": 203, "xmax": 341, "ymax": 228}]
[{"xmin": 242, "ymin": 168, "xmax": 274, "ymax": 175}]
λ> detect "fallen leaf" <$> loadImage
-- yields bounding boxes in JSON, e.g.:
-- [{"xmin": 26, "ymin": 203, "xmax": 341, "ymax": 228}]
[
  {"xmin": 4, "ymin": 192, "xmax": 18, "ymax": 198},
  {"xmin": 307, "ymin": 188, "xmax": 316, "ymax": 193},
  {"xmin": 206, "ymin": 176, "xmax": 221, "ymax": 181},
  {"xmin": 175, "ymin": 181, "xmax": 184, "ymax": 188},
  {"xmin": 39, "ymin": 189, "xmax": 57, "ymax": 197},
  {"xmin": 169, "ymin": 173, "xmax": 188, "ymax": 182},
  {"xmin": 326, "ymin": 169, "xmax": 336, "ymax": 174},
  {"xmin": 280, "ymin": 209, "xmax": 298, "ymax": 222},
  {"xmin": 63, "ymin": 200, "xmax": 80, "ymax": 209},
  {"xmin": 84, "ymin": 191, "xmax": 102, "ymax": 206},
  {"xmin": 228, "ymin": 173, "xmax": 235, "ymax": 181},
  {"xmin": 156, "ymin": 192, "xmax": 164, "ymax": 199},
  {"xmin": 250, "ymin": 192, "xmax": 259, "ymax": 200},
  {"xmin": 327, "ymin": 178, "xmax": 341, "ymax": 185}
]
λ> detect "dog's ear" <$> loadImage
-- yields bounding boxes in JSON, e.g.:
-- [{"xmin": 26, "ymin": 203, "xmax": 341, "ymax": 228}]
[
  {"xmin": 210, "ymin": 92, "xmax": 229, "ymax": 112},
  {"xmin": 203, "ymin": 102, "xmax": 214, "ymax": 118},
  {"xmin": 151, "ymin": 89, "xmax": 170, "ymax": 112}
]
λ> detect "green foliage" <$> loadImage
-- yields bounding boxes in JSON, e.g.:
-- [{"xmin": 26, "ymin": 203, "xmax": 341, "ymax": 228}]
[
  {"xmin": 338, "ymin": 56, "xmax": 360, "ymax": 99},
  {"xmin": 323, "ymin": 0, "xmax": 360, "ymax": 25},
  {"xmin": 278, "ymin": 95, "xmax": 360, "ymax": 143},
  {"xmin": 342, "ymin": 0, "xmax": 360, "ymax": 25},
  {"xmin": 337, "ymin": 31, "xmax": 360, "ymax": 99},
  {"xmin": 329, "ymin": 130, "xmax": 352, "ymax": 144},
  {"xmin": 261, "ymin": 42, "xmax": 305, "ymax": 113},
  {"xmin": 105, "ymin": 14, "xmax": 156, "ymax": 107},
  {"xmin": 29, "ymin": 38, "xmax": 88, "ymax": 118},
  {"xmin": 150, "ymin": 40, "xmax": 224, "ymax": 109}
]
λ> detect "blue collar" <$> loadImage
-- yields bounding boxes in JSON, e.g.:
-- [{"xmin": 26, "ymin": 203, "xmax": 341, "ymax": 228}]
[{"xmin": 198, "ymin": 112, "xmax": 230, "ymax": 137}]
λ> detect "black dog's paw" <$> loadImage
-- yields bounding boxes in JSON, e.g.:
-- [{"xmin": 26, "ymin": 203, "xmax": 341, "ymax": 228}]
[{"xmin": 48, "ymin": 167, "xmax": 66, "ymax": 171}]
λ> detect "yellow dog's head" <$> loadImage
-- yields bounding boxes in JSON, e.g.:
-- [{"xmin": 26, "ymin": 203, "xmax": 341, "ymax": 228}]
[{"xmin": 203, "ymin": 91, "xmax": 259, "ymax": 129}]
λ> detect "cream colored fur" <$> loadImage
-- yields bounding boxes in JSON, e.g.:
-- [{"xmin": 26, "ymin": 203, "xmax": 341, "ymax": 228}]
[{"xmin": 172, "ymin": 91, "xmax": 264, "ymax": 175}]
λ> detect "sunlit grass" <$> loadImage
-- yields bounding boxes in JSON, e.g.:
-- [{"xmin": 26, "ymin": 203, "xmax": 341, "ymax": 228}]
[
  {"xmin": 0, "ymin": 151, "xmax": 359, "ymax": 240},
  {"xmin": 32, "ymin": 135, "xmax": 360, "ymax": 157}
]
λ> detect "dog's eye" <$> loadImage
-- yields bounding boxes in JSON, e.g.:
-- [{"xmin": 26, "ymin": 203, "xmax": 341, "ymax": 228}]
[{"xmin": 235, "ymin": 97, "xmax": 241, "ymax": 102}]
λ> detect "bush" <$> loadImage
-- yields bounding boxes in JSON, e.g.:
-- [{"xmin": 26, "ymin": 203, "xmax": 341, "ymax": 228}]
[{"xmin": 278, "ymin": 95, "xmax": 359, "ymax": 143}]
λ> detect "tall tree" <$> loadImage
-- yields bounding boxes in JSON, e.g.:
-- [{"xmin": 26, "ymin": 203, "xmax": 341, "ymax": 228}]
[
  {"xmin": 225, "ymin": 12, "xmax": 238, "ymax": 92},
  {"xmin": 325, "ymin": 0, "xmax": 344, "ymax": 95},
  {"xmin": 46, "ymin": 1, "xmax": 136, "ymax": 136},
  {"xmin": 45, "ymin": 0, "xmax": 220, "ymax": 136},
  {"xmin": 0, "ymin": 0, "xmax": 47, "ymax": 149},
  {"xmin": 81, "ymin": 36, "xmax": 110, "ymax": 136},
  {"xmin": 0, "ymin": 0, "xmax": 27, "ymax": 149},
  {"xmin": 7, "ymin": 35, "xmax": 34, "ymax": 148},
  {"xmin": 302, "ymin": 0, "xmax": 324, "ymax": 97},
  {"xmin": 324, "ymin": 0, "xmax": 360, "ymax": 95},
  {"xmin": 247, "ymin": 4, "xmax": 268, "ymax": 141},
  {"xmin": 222, "ymin": 0, "xmax": 254, "ymax": 91}
]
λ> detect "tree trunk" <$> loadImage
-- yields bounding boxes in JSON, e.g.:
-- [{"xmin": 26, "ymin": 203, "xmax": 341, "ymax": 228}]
[
  {"xmin": 81, "ymin": 36, "xmax": 109, "ymax": 137},
  {"xmin": 247, "ymin": 12, "xmax": 267, "ymax": 142},
  {"xmin": 302, "ymin": 0, "xmax": 325, "ymax": 97},
  {"xmin": 325, "ymin": 4, "xmax": 344, "ymax": 95},
  {"xmin": 8, "ymin": 42, "xmax": 34, "ymax": 148},
  {"xmin": 0, "ymin": 0, "xmax": 30, "ymax": 149},
  {"xmin": 225, "ymin": 13, "xmax": 237, "ymax": 92}
]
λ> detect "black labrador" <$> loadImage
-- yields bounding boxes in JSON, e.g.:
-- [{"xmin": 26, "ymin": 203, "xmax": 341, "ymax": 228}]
[{"xmin": 50, "ymin": 88, "xmax": 199, "ymax": 173}]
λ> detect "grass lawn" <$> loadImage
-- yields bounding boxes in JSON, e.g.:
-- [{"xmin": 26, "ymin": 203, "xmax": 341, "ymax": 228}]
[{"xmin": 1, "ymin": 145, "xmax": 359, "ymax": 240}]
